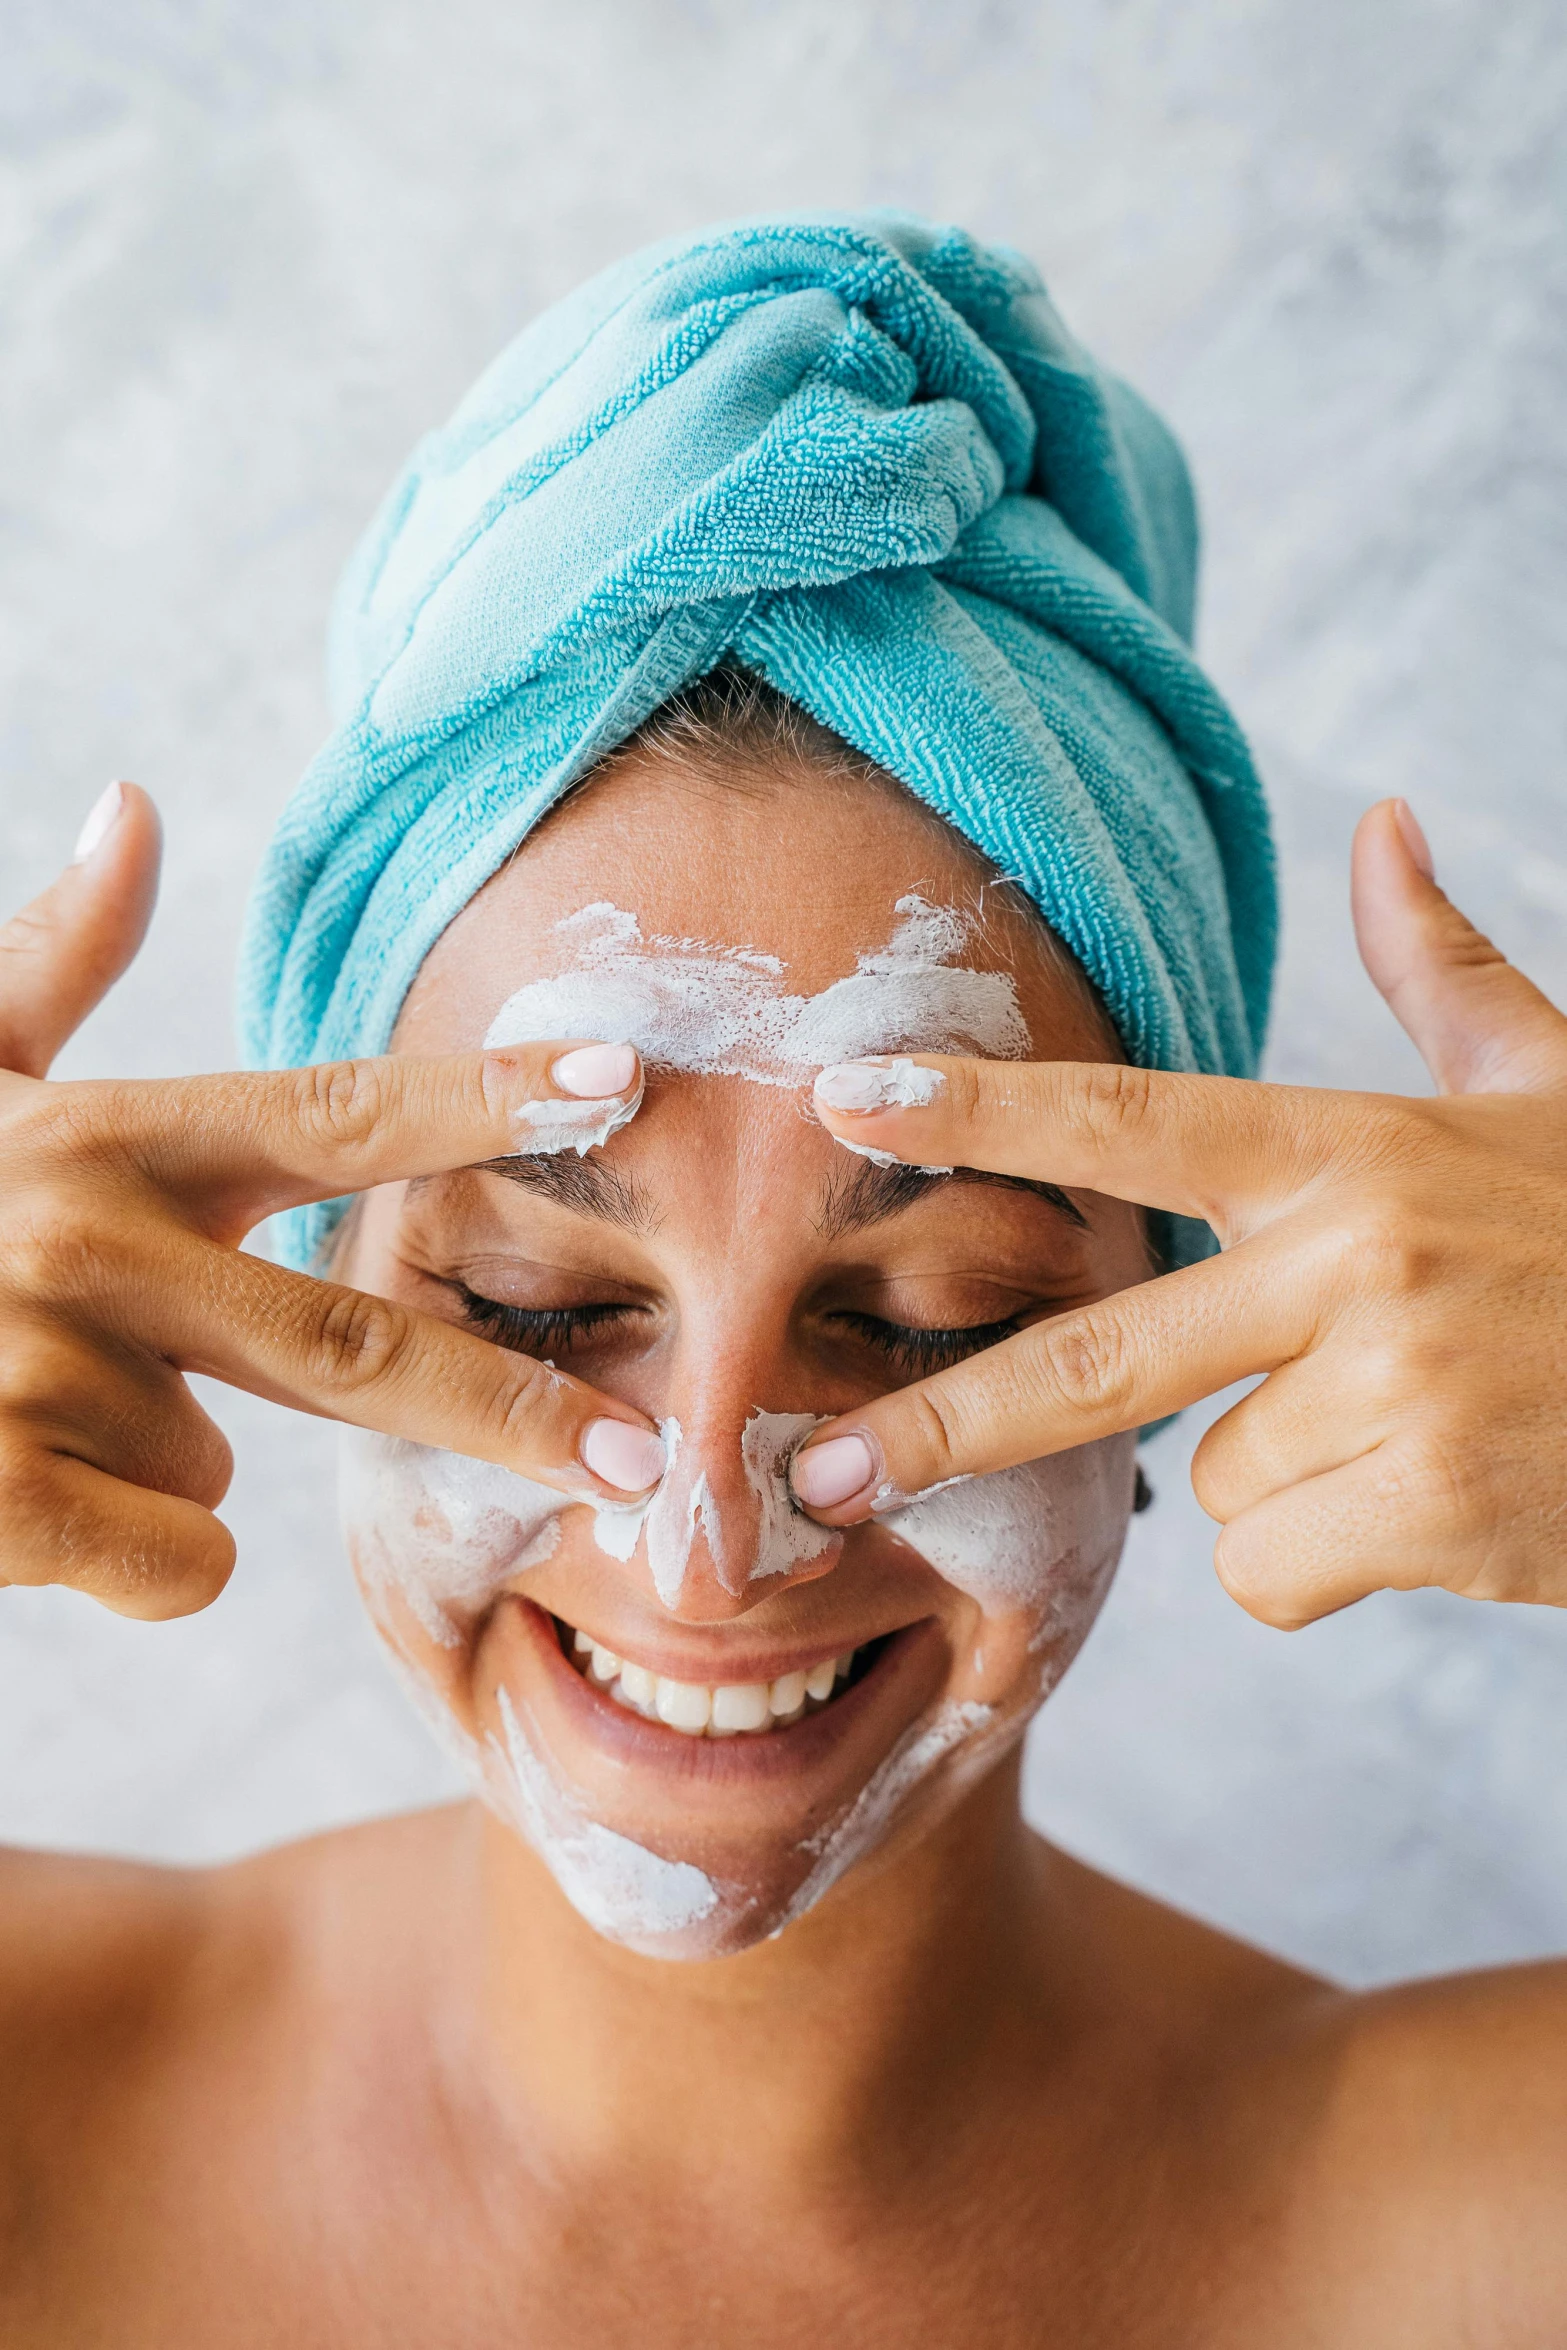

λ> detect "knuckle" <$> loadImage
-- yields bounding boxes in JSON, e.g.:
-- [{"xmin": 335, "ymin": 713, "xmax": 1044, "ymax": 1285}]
[
  {"xmin": 113, "ymin": 1530, "xmax": 237, "ymax": 1620},
  {"xmin": 944, "ymin": 1057, "xmax": 985, "ymax": 1126},
  {"xmin": 1066, "ymin": 1061, "xmax": 1158, "ymax": 1149},
  {"xmin": 1379, "ymin": 1424, "xmax": 1480, "ymax": 1538},
  {"xmin": 292, "ymin": 1058, "xmax": 393, "ymax": 1163},
  {"xmin": 1303, "ymin": 1205, "xmax": 1437, "ymax": 1311},
  {"xmin": 902, "ymin": 1380, "xmax": 965, "ymax": 1481},
  {"xmin": 0, "ymin": 1200, "xmax": 116, "ymax": 1310},
  {"xmin": 1352, "ymin": 1208, "xmax": 1440, "ymax": 1300},
  {"xmin": 1352, "ymin": 1097, "xmax": 1445, "ymax": 1175},
  {"xmin": 0, "ymin": 1438, "xmax": 61, "ymax": 1534},
  {"xmin": 0, "ymin": 1326, "xmax": 84, "ymax": 1419},
  {"xmin": 141, "ymin": 1399, "xmax": 235, "ymax": 1509},
  {"xmin": 6, "ymin": 1084, "xmax": 133, "ymax": 1179},
  {"xmin": 1212, "ymin": 1522, "xmax": 1310, "ymax": 1629},
  {"xmin": 1030, "ymin": 1310, "xmax": 1133, "ymax": 1420},
  {"xmin": 1189, "ymin": 1431, "xmax": 1241, "ymax": 1523},
  {"xmin": 305, "ymin": 1285, "xmax": 415, "ymax": 1394},
  {"xmin": 491, "ymin": 1352, "xmax": 558, "ymax": 1448}
]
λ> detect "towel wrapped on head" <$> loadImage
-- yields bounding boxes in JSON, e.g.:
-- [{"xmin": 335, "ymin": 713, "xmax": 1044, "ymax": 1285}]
[{"xmin": 238, "ymin": 211, "xmax": 1277, "ymax": 1271}]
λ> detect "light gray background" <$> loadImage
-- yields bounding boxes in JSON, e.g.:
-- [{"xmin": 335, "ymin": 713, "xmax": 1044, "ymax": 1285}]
[{"xmin": 3, "ymin": 0, "xmax": 1565, "ymax": 1985}]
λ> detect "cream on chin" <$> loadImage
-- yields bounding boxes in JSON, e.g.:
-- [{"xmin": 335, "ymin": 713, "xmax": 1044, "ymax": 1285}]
[{"xmin": 490, "ymin": 1687, "xmax": 722, "ymax": 1952}]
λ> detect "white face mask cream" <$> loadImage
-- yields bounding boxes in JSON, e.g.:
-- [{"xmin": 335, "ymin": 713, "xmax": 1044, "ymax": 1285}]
[
  {"xmin": 492, "ymin": 1688, "xmax": 720, "ymax": 1950},
  {"xmin": 341, "ymin": 1411, "xmax": 843, "ymax": 1642},
  {"xmin": 340, "ymin": 1421, "xmax": 1135, "ymax": 1957},
  {"xmin": 483, "ymin": 894, "xmax": 1029, "ymax": 1091}
]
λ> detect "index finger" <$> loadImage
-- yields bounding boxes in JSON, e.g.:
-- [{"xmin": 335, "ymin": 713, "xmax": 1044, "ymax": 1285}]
[
  {"xmin": 789, "ymin": 1232, "xmax": 1307, "ymax": 1520},
  {"xmin": 21, "ymin": 1041, "xmax": 644, "ymax": 1236},
  {"xmin": 143, "ymin": 1243, "xmax": 668, "ymax": 1503},
  {"xmin": 811, "ymin": 1055, "xmax": 1387, "ymax": 1235}
]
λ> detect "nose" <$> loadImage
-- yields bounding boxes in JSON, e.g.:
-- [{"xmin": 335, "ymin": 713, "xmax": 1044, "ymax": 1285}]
[{"xmin": 626, "ymin": 1385, "xmax": 845, "ymax": 1621}]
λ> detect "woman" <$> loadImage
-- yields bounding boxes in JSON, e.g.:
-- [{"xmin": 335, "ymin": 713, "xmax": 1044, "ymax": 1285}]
[{"xmin": 2, "ymin": 214, "xmax": 1565, "ymax": 2344}]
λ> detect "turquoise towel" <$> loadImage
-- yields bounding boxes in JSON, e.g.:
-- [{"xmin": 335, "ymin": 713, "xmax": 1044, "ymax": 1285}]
[{"xmin": 239, "ymin": 212, "xmax": 1276, "ymax": 1271}]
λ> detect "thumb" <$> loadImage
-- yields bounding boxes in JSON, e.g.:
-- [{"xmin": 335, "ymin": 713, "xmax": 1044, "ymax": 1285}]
[
  {"xmin": 0, "ymin": 782, "xmax": 162, "ymax": 1080},
  {"xmin": 1350, "ymin": 798, "xmax": 1567, "ymax": 1096}
]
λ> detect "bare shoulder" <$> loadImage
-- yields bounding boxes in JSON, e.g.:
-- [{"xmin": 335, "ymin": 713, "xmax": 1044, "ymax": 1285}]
[
  {"xmin": 1031, "ymin": 1840, "xmax": 1567, "ymax": 2340},
  {"xmin": 0, "ymin": 1809, "xmax": 468, "ymax": 2341},
  {"xmin": 0, "ymin": 1841, "xmax": 210, "ymax": 2059},
  {"xmin": 1030, "ymin": 1835, "xmax": 1327, "ymax": 2027},
  {"xmin": 0, "ymin": 1845, "xmax": 213, "ymax": 2293},
  {"xmin": 1310, "ymin": 1962, "xmax": 1567, "ymax": 2221}
]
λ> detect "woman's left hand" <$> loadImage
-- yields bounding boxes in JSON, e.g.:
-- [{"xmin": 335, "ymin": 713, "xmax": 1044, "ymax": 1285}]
[{"xmin": 792, "ymin": 798, "xmax": 1567, "ymax": 1629}]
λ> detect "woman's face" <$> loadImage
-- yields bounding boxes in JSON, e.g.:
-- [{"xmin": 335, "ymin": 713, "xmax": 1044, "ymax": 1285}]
[{"xmin": 338, "ymin": 752, "xmax": 1150, "ymax": 1957}]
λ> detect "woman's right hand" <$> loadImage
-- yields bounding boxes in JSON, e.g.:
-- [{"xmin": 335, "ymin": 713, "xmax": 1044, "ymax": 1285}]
[{"xmin": 0, "ymin": 783, "xmax": 662, "ymax": 1621}]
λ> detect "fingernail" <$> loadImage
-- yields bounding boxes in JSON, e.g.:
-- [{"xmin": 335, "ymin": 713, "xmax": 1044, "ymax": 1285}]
[
  {"xmin": 551, "ymin": 1043, "xmax": 639, "ymax": 1098},
  {"xmin": 72, "ymin": 781, "xmax": 125, "ymax": 864},
  {"xmin": 1392, "ymin": 799, "xmax": 1435, "ymax": 880},
  {"xmin": 814, "ymin": 1057, "xmax": 943, "ymax": 1114},
  {"xmin": 581, "ymin": 1418, "xmax": 666, "ymax": 1494},
  {"xmin": 791, "ymin": 1432, "xmax": 877, "ymax": 1509}
]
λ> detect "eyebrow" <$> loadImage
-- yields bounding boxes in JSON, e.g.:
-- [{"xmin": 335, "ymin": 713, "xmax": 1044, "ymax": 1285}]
[
  {"xmin": 468, "ymin": 1153, "xmax": 657, "ymax": 1232},
  {"xmin": 812, "ymin": 1157, "xmax": 1089, "ymax": 1241},
  {"xmin": 462, "ymin": 1149, "xmax": 1087, "ymax": 1243}
]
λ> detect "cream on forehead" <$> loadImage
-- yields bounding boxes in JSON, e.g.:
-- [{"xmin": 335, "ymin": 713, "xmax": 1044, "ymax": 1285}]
[{"xmin": 482, "ymin": 894, "xmax": 1030, "ymax": 1075}]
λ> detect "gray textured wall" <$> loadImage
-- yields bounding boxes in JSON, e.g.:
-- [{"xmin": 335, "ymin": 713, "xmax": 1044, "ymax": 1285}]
[{"xmin": 3, "ymin": 0, "xmax": 1565, "ymax": 1985}]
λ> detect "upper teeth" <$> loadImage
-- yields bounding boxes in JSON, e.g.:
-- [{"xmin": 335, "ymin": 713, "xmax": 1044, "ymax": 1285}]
[{"xmin": 569, "ymin": 1628, "xmax": 856, "ymax": 1737}]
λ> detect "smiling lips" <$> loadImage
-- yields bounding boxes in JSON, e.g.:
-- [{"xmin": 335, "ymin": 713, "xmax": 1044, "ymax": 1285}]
[{"xmin": 555, "ymin": 1614, "xmax": 871, "ymax": 1738}]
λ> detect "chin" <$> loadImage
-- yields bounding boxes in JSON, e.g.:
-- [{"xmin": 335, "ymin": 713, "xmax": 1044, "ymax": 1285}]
[
  {"xmin": 476, "ymin": 1663, "xmax": 1033, "ymax": 1961},
  {"xmin": 450, "ymin": 1594, "xmax": 1064, "ymax": 1961}
]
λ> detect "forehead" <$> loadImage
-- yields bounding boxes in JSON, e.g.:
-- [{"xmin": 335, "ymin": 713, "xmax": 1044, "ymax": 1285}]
[{"xmin": 394, "ymin": 750, "xmax": 1111, "ymax": 1062}]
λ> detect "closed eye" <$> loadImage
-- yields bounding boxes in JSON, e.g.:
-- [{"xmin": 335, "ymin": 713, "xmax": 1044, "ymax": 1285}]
[
  {"xmin": 455, "ymin": 1286, "xmax": 645, "ymax": 1357},
  {"xmin": 456, "ymin": 1283, "xmax": 1025, "ymax": 1380},
  {"xmin": 825, "ymin": 1308, "xmax": 1027, "ymax": 1377}
]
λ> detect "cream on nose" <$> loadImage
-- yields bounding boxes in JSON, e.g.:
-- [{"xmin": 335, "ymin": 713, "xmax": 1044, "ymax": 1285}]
[{"xmin": 639, "ymin": 1407, "xmax": 844, "ymax": 1612}]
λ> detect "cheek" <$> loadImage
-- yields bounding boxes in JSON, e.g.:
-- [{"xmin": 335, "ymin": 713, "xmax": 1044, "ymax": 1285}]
[
  {"xmin": 338, "ymin": 1429, "xmax": 571, "ymax": 1745},
  {"xmin": 885, "ymin": 1432, "xmax": 1137, "ymax": 1699}
]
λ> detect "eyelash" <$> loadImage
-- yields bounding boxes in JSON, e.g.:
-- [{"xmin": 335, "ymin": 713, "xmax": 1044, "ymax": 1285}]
[
  {"xmin": 827, "ymin": 1309, "xmax": 1027, "ymax": 1376},
  {"xmin": 455, "ymin": 1286, "xmax": 1024, "ymax": 1376},
  {"xmin": 455, "ymin": 1288, "xmax": 638, "ymax": 1357}
]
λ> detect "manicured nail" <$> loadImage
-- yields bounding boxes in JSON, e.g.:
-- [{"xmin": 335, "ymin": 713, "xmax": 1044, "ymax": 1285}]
[
  {"xmin": 581, "ymin": 1417, "xmax": 666, "ymax": 1493},
  {"xmin": 72, "ymin": 781, "xmax": 125, "ymax": 864},
  {"xmin": 1392, "ymin": 799, "xmax": 1435, "ymax": 880},
  {"xmin": 791, "ymin": 1432, "xmax": 877, "ymax": 1509},
  {"xmin": 814, "ymin": 1057, "xmax": 943, "ymax": 1114},
  {"xmin": 551, "ymin": 1043, "xmax": 639, "ymax": 1098}
]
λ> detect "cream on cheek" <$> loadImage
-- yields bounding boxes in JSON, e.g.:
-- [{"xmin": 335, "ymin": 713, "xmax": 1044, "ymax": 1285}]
[
  {"xmin": 339, "ymin": 1412, "xmax": 839, "ymax": 1649},
  {"xmin": 773, "ymin": 1432, "xmax": 1138, "ymax": 1931}
]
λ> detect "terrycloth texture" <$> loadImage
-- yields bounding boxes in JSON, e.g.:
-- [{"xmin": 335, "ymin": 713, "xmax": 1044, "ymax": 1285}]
[{"xmin": 240, "ymin": 211, "xmax": 1276, "ymax": 1270}]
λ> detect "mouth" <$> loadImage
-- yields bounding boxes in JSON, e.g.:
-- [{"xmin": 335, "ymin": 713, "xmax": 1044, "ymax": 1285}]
[
  {"xmin": 488, "ymin": 1598, "xmax": 950, "ymax": 1813},
  {"xmin": 553, "ymin": 1612, "xmax": 884, "ymax": 1738}
]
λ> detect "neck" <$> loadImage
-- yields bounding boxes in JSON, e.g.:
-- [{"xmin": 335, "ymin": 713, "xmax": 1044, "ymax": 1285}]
[{"xmin": 446, "ymin": 1758, "xmax": 1048, "ymax": 2190}]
